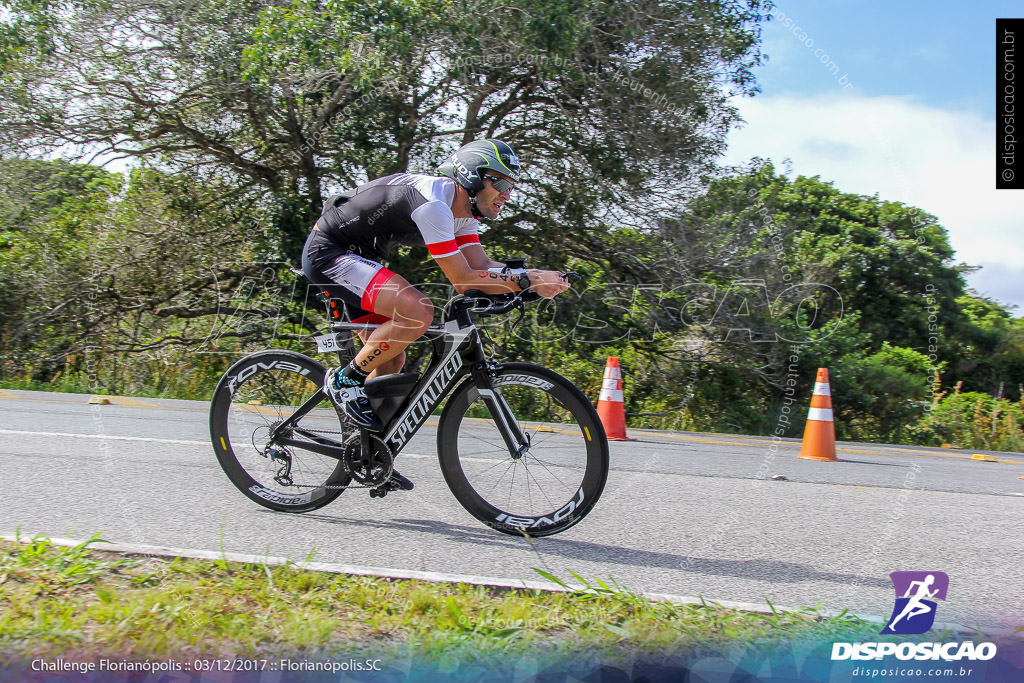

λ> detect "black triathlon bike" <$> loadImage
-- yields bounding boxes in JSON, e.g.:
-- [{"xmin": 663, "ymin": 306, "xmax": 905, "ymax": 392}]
[{"xmin": 209, "ymin": 270, "xmax": 609, "ymax": 537}]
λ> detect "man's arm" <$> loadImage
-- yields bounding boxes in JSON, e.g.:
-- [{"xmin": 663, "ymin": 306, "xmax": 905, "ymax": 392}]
[
  {"xmin": 459, "ymin": 243, "xmax": 504, "ymax": 270},
  {"xmin": 434, "ymin": 251, "xmax": 568, "ymax": 298}
]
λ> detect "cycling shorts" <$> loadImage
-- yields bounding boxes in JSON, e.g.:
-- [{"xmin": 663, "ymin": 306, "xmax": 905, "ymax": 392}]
[{"xmin": 302, "ymin": 229, "xmax": 396, "ymax": 324}]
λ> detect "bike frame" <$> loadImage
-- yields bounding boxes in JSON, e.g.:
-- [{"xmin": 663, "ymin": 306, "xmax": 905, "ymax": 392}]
[{"xmin": 268, "ymin": 297, "xmax": 530, "ymax": 460}]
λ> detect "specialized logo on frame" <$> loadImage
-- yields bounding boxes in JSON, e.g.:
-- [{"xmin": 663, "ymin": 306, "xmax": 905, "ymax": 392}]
[{"xmin": 881, "ymin": 571, "xmax": 949, "ymax": 635}]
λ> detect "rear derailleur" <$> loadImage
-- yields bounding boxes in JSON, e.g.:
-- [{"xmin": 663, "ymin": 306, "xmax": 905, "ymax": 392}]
[{"xmin": 264, "ymin": 446, "xmax": 294, "ymax": 487}]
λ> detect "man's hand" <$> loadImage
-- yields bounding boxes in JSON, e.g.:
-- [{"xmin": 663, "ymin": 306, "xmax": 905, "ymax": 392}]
[{"xmin": 529, "ymin": 270, "xmax": 571, "ymax": 299}]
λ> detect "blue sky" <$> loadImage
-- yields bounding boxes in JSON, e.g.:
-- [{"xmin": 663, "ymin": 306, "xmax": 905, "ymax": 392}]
[{"xmin": 723, "ymin": 0, "xmax": 1024, "ymax": 313}]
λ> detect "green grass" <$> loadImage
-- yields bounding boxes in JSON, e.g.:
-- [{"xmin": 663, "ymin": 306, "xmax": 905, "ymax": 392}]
[
  {"xmin": 0, "ymin": 534, "xmax": 892, "ymax": 668},
  {"xmin": 0, "ymin": 374, "xmax": 199, "ymax": 400},
  {"xmin": 0, "ymin": 354, "xmax": 232, "ymax": 401},
  {"xmin": 0, "ymin": 374, "xmax": 97, "ymax": 396}
]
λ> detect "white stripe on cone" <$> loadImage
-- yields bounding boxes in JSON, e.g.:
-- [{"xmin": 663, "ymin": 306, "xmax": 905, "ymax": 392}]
[
  {"xmin": 599, "ymin": 375, "xmax": 623, "ymax": 402},
  {"xmin": 812, "ymin": 383, "xmax": 831, "ymax": 396},
  {"xmin": 600, "ymin": 366, "xmax": 623, "ymax": 403},
  {"xmin": 807, "ymin": 407, "xmax": 834, "ymax": 422}
]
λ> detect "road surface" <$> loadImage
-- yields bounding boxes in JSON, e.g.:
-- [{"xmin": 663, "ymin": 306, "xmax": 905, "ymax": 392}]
[{"xmin": 2, "ymin": 389, "xmax": 1022, "ymax": 632}]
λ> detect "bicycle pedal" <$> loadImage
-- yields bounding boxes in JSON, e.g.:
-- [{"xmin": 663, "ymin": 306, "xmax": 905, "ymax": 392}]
[
  {"xmin": 369, "ymin": 486, "xmax": 388, "ymax": 498},
  {"xmin": 388, "ymin": 470, "xmax": 414, "ymax": 491}
]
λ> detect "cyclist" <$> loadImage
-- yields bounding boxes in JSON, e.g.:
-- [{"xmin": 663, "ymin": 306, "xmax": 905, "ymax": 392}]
[{"xmin": 301, "ymin": 139, "xmax": 570, "ymax": 441}]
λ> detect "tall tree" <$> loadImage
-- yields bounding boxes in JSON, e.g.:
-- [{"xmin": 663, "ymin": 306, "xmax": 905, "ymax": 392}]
[
  {"xmin": 0, "ymin": 159, "xmax": 284, "ymax": 386},
  {"xmin": 687, "ymin": 162, "xmax": 970, "ymax": 358},
  {"xmin": 0, "ymin": 0, "xmax": 770, "ymax": 262}
]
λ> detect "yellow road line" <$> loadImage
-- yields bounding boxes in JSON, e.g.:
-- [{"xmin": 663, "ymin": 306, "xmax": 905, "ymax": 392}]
[
  {"xmin": 976, "ymin": 456, "xmax": 1024, "ymax": 465},
  {"xmin": 834, "ymin": 446, "xmax": 1024, "ymax": 465},
  {"xmin": 459, "ymin": 417, "xmax": 586, "ymax": 439},
  {"xmin": 7, "ymin": 389, "xmax": 1024, "ymax": 464},
  {"xmin": 457, "ymin": 420, "xmax": 1023, "ymax": 460},
  {"xmin": 628, "ymin": 431, "xmax": 1024, "ymax": 464},
  {"xmin": 2, "ymin": 390, "xmax": 164, "ymax": 409},
  {"xmin": 98, "ymin": 396, "xmax": 163, "ymax": 409},
  {"xmin": 642, "ymin": 431, "xmax": 795, "ymax": 448},
  {"xmin": 238, "ymin": 404, "xmax": 289, "ymax": 416}
]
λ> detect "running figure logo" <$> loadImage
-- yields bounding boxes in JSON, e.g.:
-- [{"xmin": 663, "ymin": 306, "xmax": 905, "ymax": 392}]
[{"xmin": 881, "ymin": 571, "xmax": 949, "ymax": 634}]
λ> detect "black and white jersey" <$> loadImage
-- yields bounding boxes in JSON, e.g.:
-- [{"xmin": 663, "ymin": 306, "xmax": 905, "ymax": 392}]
[{"xmin": 315, "ymin": 173, "xmax": 480, "ymax": 261}]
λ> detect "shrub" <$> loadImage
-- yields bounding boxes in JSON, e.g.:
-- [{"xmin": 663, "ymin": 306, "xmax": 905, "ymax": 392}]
[{"xmin": 925, "ymin": 383, "xmax": 1024, "ymax": 452}]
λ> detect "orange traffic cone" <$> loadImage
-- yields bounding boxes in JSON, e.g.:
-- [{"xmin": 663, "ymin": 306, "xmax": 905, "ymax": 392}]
[
  {"xmin": 798, "ymin": 368, "xmax": 837, "ymax": 461},
  {"xmin": 596, "ymin": 357, "xmax": 633, "ymax": 441}
]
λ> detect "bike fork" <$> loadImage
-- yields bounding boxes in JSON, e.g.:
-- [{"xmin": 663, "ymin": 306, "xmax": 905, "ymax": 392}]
[{"xmin": 471, "ymin": 363, "xmax": 530, "ymax": 458}]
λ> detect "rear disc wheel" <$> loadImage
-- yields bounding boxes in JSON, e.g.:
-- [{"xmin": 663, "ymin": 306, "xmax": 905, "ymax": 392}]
[{"xmin": 209, "ymin": 350, "xmax": 353, "ymax": 512}]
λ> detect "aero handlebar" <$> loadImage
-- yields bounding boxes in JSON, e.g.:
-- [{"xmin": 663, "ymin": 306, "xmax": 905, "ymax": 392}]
[{"xmin": 460, "ymin": 271, "xmax": 578, "ymax": 317}]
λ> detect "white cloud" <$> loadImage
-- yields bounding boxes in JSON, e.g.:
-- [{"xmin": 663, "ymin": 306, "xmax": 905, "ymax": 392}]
[
  {"xmin": 723, "ymin": 93, "xmax": 1024, "ymax": 312},
  {"xmin": 968, "ymin": 263, "xmax": 1024, "ymax": 314}
]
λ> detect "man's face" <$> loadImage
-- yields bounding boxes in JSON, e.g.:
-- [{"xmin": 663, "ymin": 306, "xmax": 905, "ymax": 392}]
[{"xmin": 475, "ymin": 170, "xmax": 515, "ymax": 219}]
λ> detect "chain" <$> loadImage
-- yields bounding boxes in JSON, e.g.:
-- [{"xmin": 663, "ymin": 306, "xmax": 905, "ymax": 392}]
[
  {"xmin": 269, "ymin": 459, "xmax": 388, "ymax": 491},
  {"xmin": 270, "ymin": 425, "xmax": 392, "ymax": 491},
  {"xmin": 284, "ymin": 481, "xmax": 375, "ymax": 490}
]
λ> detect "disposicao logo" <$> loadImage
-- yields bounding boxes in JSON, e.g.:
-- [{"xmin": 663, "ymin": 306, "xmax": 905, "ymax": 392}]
[
  {"xmin": 831, "ymin": 570, "xmax": 998, "ymax": 663},
  {"xmin": 881, "ymin": 571, "xmax": 949, "ymax": 635}
]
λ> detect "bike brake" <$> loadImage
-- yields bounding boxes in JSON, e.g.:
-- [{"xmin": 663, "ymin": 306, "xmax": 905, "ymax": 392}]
[{"xmin": 508, "ymin": 297, "xmax": 527, "ymax": 333}]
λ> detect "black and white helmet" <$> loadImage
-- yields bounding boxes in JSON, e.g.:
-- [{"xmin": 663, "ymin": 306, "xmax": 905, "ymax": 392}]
[{"xmin": 438, "ymin": 139, "xmax": 521, "ymax": 195}]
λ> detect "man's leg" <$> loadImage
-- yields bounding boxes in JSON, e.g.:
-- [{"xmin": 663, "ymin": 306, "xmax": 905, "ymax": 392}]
[
  {"xmin": 358, "ymin": 341, "xmax": 405, "ymax": 380},
  {"xmin": 352, "ymin": 274, "xmax": 433, "ymax": 377},
  {"xmin": 327, "ymin": 273, "xmax": 432, "ymax": 430},
  {"xmin": 332, "ymin": 274, "xmax": 430, "ymax": 490}
]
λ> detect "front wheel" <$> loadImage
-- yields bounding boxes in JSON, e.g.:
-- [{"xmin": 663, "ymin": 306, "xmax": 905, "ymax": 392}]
[{"xmin": 437, "ymin": 363, "xmax": 609, "ymax": 537}]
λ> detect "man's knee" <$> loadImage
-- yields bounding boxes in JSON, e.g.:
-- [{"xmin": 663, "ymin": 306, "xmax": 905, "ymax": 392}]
[{"xmin": 396, "ymin": 293, "xmax": 434, "ymax": 334}]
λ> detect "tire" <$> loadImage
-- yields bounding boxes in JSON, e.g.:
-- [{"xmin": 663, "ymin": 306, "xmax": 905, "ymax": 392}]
[
  {"xmin": 437, "ymin": 363, "xmax": 609, "ymax": 537},
  {"xmin": 209, "ymin": 350, "xmax": 354, "ymax": 512}
]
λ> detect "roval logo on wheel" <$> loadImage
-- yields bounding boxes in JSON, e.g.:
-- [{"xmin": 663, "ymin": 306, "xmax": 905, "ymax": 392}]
[
  {"xmin": 494, "ymin": 487, "xmax": 585, "ymax": 529},
  {"xmin": 493, "ymin": 374, "xmax": 555, "ymax": 390}
]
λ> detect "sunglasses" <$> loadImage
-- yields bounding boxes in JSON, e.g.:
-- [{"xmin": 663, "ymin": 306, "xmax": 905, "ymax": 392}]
[{"xmin": 482, "ymin": 173, "xmax": 515, "ymax": 193}]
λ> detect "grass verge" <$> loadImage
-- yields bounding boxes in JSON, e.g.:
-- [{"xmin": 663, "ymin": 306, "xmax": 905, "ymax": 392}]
[{"xmin": 0, "ymin": 534, "xmax": 906, "ymax": 671}]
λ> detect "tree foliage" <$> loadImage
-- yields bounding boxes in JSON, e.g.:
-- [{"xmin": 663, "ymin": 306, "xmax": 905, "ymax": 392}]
[
  {"xmin": 0, "ymin": 160, "xmax": 287, "ymax": 391},
  {"xmin": 0, "ymin": 0, "xmax": 770, "ymax": 260},
  {"xmin": 2, "ymin": 2, "xmax": 1023, "ymax": 449},
  {"xmin": 688, "ymin": 161, "xmax": 969, "ymax": 354}
]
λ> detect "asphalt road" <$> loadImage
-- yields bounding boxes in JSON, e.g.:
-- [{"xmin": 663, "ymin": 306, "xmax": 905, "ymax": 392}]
[{"xmin": 2, "ymin": 388, "xmax": 1022, "ymax": 632}]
